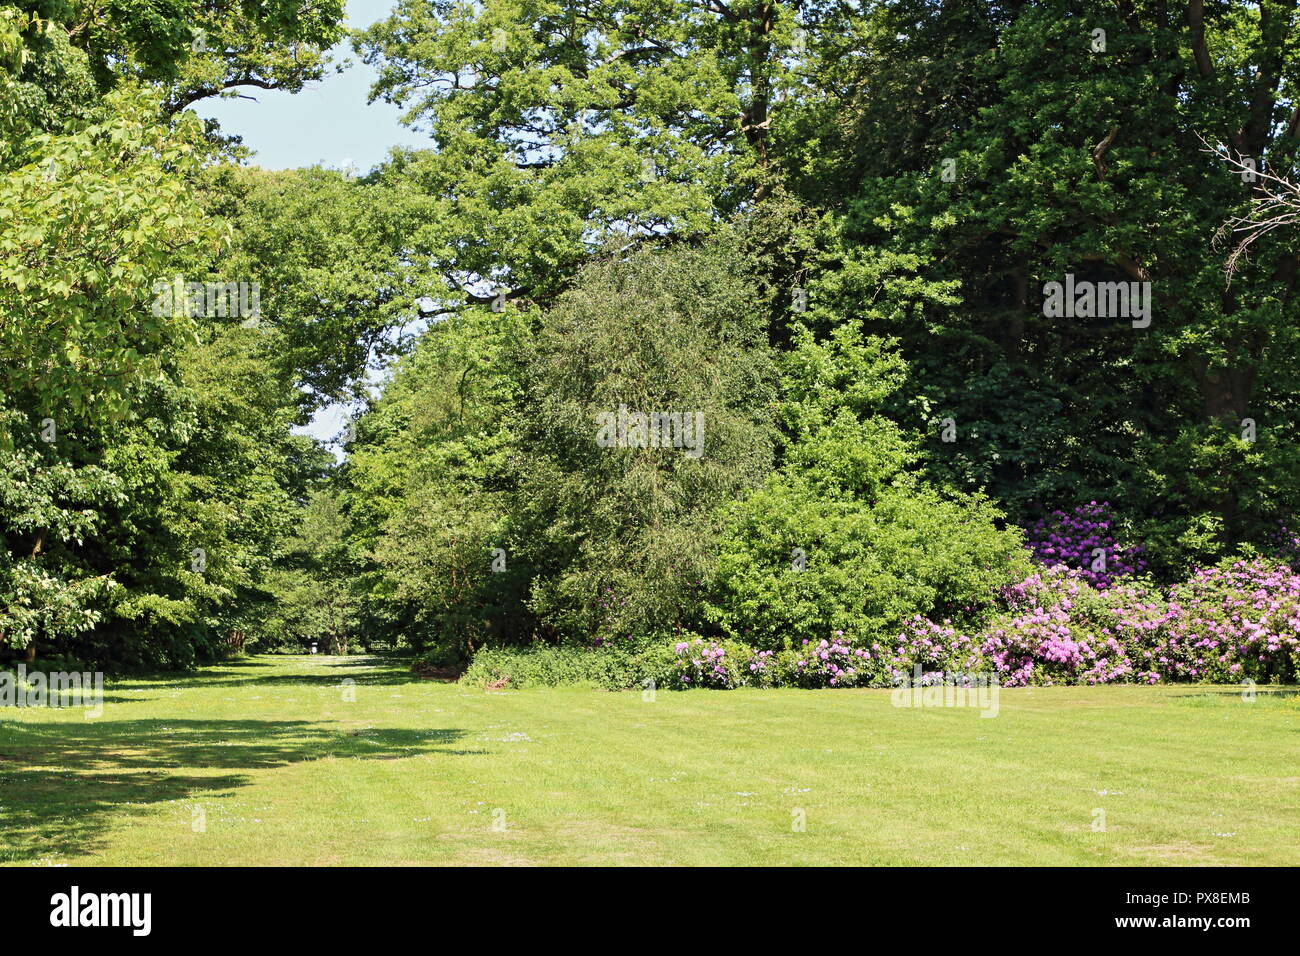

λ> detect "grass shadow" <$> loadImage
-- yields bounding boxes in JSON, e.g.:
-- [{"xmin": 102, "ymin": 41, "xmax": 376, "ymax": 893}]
[
  {"xmin": 117, "ymin": 655, "xmax": 418, "ymax": 691},
  {"xmin": 0, "ymin": 717, "xmax": 478, "ymax": 864}
]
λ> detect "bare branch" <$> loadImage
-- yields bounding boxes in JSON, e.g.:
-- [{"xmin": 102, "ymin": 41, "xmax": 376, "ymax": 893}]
[{"xmin": 1201, "ymin": 136, "xmax": 1300, "ymax": 278}]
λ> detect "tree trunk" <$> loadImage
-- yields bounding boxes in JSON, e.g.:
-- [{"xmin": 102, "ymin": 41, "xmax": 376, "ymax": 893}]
[
  {"xmin": 741, "ymin": 2, "xmax": 775, "ymax": 199},
  {"xmin": 1191, "ymin": 356, "xmax": 1256, "ymax": 425},
  {"xmin": 1199, "ymin": 368, "xmax": 1254, "ymax": 423},
  {"xmin": 1192, "ymin": 358, "xmax": 1257, "ymax": 544}
]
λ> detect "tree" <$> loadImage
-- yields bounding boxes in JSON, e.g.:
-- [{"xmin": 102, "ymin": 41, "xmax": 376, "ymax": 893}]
[
  {"xmin": 0, "ymin": 35, "xmax": 218, "ymax": 662},
  {"xmin": 784, "ymin": 0, "xmax": 1300, "ymax": 573},
  {"xmin": 342, "ymin": 304, "xmax": 526, "ymax": 660},
  {"xmin": 9, "ymin": 0, "xmax": 345, "ymax": 114},
  {"xmin": 356, "ymin": 0, "xmax": 814, "ymax": 312},
  {"xmin": 509, "ymin": 236, "xmax": 779, "ymax": 645},
  {"xmin": 262, "ymin": 490, "xmax": 361, "ymax": 654}
]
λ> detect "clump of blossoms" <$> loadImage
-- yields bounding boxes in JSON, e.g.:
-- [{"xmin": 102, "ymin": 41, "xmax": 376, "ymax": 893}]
[
  {"xmin": 980, "ymin": 602, "xmax": 1081, "ymax": 686},
  {"xmin": 747, "ymin": 648, "xmax": 776, "ymax": 684},
  {"xmin": 1092, "ymin": 580, "xmax": 1171, "ymax": 684},
  {"xmin": 981, "ymin": 566, "xmax": 1168, "ymax": 685},
  {"xmin": 1267, "ymin": 521, "xmax": 1300, "ymax": 571},
  {"xmin": 669, "ymin": 637, "xmax": 751, "ymax": 689},
  {"xmin": 765, "ymin": 631, "xmax": 875, "ymax": 687},
  {"xmin": 1157, "ymin": 559, "xmax": 1300, "ymax": 684},
  {"xmin": 1025, "ymin": 501, "xmax": 1146, "ymax": 589},
  {"xmin": 882, "ymin": 616, "xmax": 982, "ymax": 686},
  {"xmin": 999, "ymin": 565, "xmax": 1091, "ymax": 611}
]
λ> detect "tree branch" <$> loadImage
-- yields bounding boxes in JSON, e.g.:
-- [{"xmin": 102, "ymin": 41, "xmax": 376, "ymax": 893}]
[
  {"xmin": 1188, "ymin": 0, "xmax": 1214, "ymax": 78},
  {"xmin": 1091, "ymin": 125, "xmax": 1118, "ymax": 180}
]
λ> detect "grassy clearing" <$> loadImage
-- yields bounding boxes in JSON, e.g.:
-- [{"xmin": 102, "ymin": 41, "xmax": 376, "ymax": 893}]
[{"xmin": 1, "ymin": 655, "xmax": 1297, "ymax": 866}]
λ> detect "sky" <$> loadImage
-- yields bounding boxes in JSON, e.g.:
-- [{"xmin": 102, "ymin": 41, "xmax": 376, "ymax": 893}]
[
  {"xmin": 197, "ymin": 0, "xmax": 423, "ymax": 451},
  {"xmin": 198, "ymin": 0, "xmax": 426, "ymax": 174}
]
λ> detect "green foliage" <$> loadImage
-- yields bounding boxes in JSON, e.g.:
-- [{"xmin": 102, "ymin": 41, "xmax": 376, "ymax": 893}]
[
  {"xmin": 637, "ymin": 636, "xmax": 759, "ymax": 690},
  {"xmin": 0, "ymin": 558, "xmax": 117, "ymax": 653},
  {"xmin": 0, "ymin": 86, "xmax": 213, "ymax": 423},
  {"xmin": 198, "ymin": 165, "xmax": 437, "ymax": 406},
  {"xmin": 458, "ymin": 644, "xmax": 643, "ymax": 689},
  {"xmin": 708, "ymin": 476, "xmax": 1027, "ymax": 649},
  {"xmin": 342, "ymin": 305, "xmax": 526, "ymax": 659},
  {"xmin": 791, "ymin": 0, "xmax": 1300, "ymax": 571},
  {"xmin": 259, "ymin": 490, "xmax": 362, "ymax": 654},
  {"xmin": 6, "ymin": 0, "xmax": 1299, "ymax": 675},
  {"xmin": 706, "ymin": 317, "xmax": 1028, "ymax": 648},
  {"xmin": 510, "ymin": 237, "xmax": 779, "ymax": 646},
  {"xmin": 355, "ymin": 0, "xmax": 815, "ymax": 309},
  {"xmin": 0, "ymin": 0, "xmax": 361, "ymax": 668}
]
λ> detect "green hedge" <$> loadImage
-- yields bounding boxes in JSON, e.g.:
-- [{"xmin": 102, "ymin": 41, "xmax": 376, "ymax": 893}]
[{"xmin": 458, "ymin": 645, "xmax": 645, "ymax": 690}]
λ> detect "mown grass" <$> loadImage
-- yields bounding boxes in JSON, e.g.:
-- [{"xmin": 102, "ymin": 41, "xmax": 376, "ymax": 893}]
[{"xmin": 1, "ymin": 655, "xmax": 1296, "ymax": 865}]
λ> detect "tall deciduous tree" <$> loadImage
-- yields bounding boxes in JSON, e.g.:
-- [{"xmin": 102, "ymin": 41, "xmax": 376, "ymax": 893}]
[{"xmin": 356, "ymin": 0, "xmax": 813, "ymax": 309}]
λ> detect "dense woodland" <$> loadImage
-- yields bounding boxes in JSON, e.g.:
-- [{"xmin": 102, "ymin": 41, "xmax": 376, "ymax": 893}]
[{"xmin": 2, "ymin": 1, "xmax": 1299, "ymax": 686}]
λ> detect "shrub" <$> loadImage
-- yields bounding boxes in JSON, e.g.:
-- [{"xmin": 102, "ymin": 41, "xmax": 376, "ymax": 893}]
[
  {"xmin": 1267, "ymin": 521, "xmax": 1300, "ymax": 571},
  {"xmin": 768, "ymin": 635, "xmax": 873, "ymax": 688},
  {"xmin": 1025, "ymin": 501, "xmax": 1147, "ymax": 588},
  {"xmin": 974, "ymin": 567, "xmax": 1176, "ymax": 685},
  {"xmin": 459, "ymin": 645, "xmax": 643, "ymax": 690},
  {"xmin": 707, "ymin": 475, "xmax": 1029, "ymax": 649},
  {"xmin": 706, "ymin": 318, "xmax": 1029, "ymax": 649},
  {"xmin": 461, "ymin": 557, "xmax": 1300, "ymax": 691},
  {"xmin": 1158, "ymin": 559, "xmax": 1300, "ymax": 684},
  {"xmin": 880, "ymin": 617, "xmax": 985, "ymax": 686},
  {"xmin": 974, "ymin": 559, "xmax": 1300, "ymax": 686},
  {"xmin": 640, "ymin": 636, "xmax": 759, "ymax": 689}
]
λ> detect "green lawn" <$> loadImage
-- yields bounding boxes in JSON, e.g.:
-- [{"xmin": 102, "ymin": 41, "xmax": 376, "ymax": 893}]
[{"xmin": 1, "ymin": 654, "xmax": 1297, "ymax": 866}]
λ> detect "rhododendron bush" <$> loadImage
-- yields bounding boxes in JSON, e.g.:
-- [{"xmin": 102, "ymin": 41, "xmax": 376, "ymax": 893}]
[
  {"xmin": 639, "ymin": 637, "xmax": 757, "ymax": 689},
  {"xmin": 1025, "ymin": 502, "xmax": 1147, "ymax": 588},
  {"xmin": 990, "ymin": 560, "xmax": 1300, "ymax": 685},
  {"xmin": 619, "ymin": 558, "xmax": 1300, "ymax": 690}
]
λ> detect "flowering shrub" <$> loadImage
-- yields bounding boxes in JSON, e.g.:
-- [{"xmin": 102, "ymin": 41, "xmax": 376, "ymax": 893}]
[
  {"xmin": 1090, "ymin": 580, "xmax": 1171, "ymax": 684},
  {"xmin": 879, "ymin": 616, "xmax": 983, "ymax": 686},
  {"xmin": 1026, "ymin": 501, "xmax": 1146, "ymax": 588},
  {"xmin": 769, "ymin": 632, "xmax": 873, "ymax": 687},
  {"xmin": 970, "ymin": 559, "xmax": 1300, "ymax": 686},
  {"xmin": 980, "ymin": 608, "xmax": 1077, "ymax": 687},
  {"xmin": 659, "ymin": 637, "xmax": 757, "ymax": 689},
  {"xmin": 466, "ymin": 557, "xmax": 1300, "ymax": 690},
  {"xmin": 979, "ymin": 566, "xmax": 1151, "ymax": 685},
  {"xmin": 746, "ymin": 648, "xmax": 777, "ymax": 686},
  {"xmin": 1157, "ymin": 561, "xmax": 1300, "ymax": 684},
  {"xmin": 763, "ymin": 622, "xmax": 989, "ymax": 689}
]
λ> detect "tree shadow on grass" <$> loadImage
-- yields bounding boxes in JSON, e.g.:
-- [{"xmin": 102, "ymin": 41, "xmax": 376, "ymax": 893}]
[
  {"xmin": 123, "ymin": 655, "xmax": 418, "ymax": 691},
  {"xmin": 0, "ymin": 718, "xmax": 479, "ymax": 864}
]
